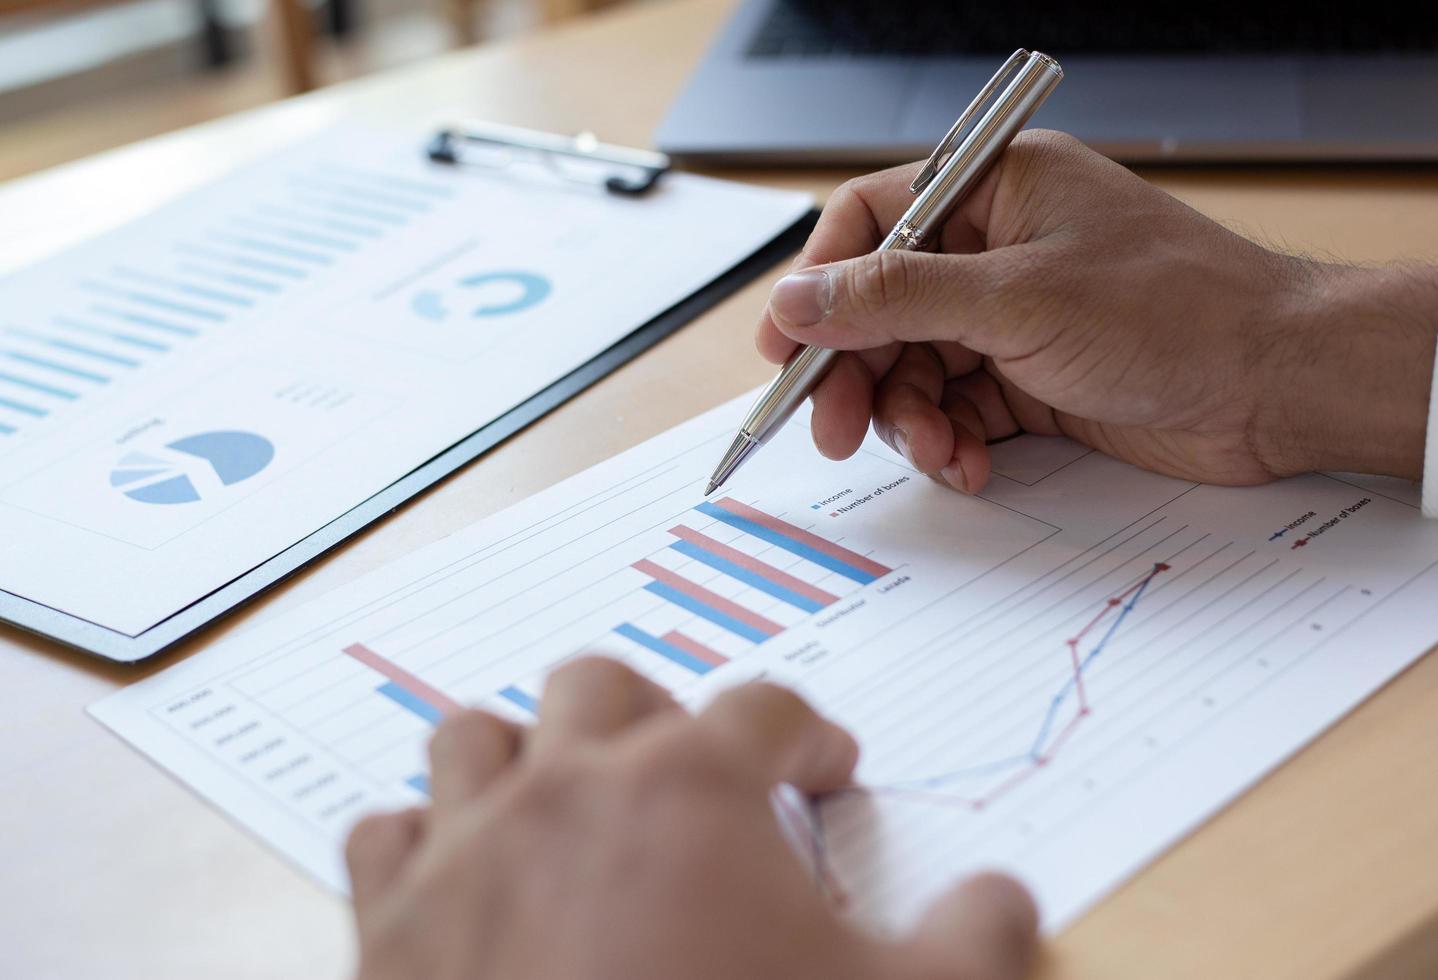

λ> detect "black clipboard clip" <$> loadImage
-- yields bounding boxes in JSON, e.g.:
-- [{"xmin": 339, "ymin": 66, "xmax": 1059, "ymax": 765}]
[{"xmin": 427, "ymin": 120, "xmax": 672, "ymax": 196}]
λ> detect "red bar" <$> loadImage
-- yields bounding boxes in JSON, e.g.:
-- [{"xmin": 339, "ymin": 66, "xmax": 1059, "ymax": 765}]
[
  {"xmin": 660, "ymin": 630, "xmax": 729, "ymax": 668},
  {"xmin": 668, "ymin": 525, "xmax": 840, "ymax": 607},
  {"xmin": 343, "ymin": 642, "xmax": 463, "ymax": 716},
  {"xmin": 714, "ymin": 498, "xmax": 891, "ymax": 578},
  {"xmin": 631, "ymin": 558, "xmax": 784, "ymax": 637}
]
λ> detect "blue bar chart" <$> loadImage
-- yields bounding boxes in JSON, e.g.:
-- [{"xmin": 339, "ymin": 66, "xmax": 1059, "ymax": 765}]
[{"xmin": 0, "ymin": 156, "xmax": 453, "ymax": 443}]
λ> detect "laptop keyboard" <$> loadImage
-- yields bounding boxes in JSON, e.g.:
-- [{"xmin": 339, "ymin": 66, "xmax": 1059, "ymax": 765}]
[{"xmin": 745, "ymin": 1, "xmax": 1438, "ymax": 58}]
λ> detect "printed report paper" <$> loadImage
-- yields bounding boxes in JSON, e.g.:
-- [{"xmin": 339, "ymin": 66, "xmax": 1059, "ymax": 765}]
[
  {"xmin": 92, "ymin": 392, "xmax": 1438, "ymax": 930},
  {"xmin": 0, "ymin": 129, "xmax": 811, "ymax": 638}
]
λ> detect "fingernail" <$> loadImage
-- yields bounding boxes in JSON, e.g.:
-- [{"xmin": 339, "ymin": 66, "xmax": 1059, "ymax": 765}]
[
  {"xmin": 770, "ymin": 269, "xmax": 832, "ymax": 326},
  {"xmin": 941, "ymin": 461, "xmax": 971, "ymax": 494},
  {"xmin": 894, "ymin": 429, "xmax": 914, "ymax": 467}
]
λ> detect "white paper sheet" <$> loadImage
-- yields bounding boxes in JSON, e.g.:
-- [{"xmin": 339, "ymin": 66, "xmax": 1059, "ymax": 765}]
[
  {"xmin": 91, "ymin": 393, "xmax": 1438, "ymax": 930},
  {"xmin": 0, "ymin": 129, "xmax": 811, "ymax": 637}
]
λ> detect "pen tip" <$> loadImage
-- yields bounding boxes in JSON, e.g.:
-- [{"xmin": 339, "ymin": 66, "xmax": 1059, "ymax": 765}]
[{"xmin": 703, "ymin": 480, "xmax": 719, "ymax": 497}]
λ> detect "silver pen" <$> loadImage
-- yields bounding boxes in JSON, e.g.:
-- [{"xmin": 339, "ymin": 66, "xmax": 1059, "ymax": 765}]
[{"xmin": 704, "ymin": 48, "xmax": 1064, "ymax": 496}]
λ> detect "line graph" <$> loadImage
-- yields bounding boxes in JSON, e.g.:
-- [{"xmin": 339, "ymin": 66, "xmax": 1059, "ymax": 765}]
[
  {"xmin": 764, "ymin": 488, "xmax": 1415, "ymax": 933},
  {"xmin": 869, "ymin": 561, "xmax": 1171, "ymax": 811}
]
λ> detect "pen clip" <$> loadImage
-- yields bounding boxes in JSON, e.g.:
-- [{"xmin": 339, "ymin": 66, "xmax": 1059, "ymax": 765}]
[{"xmin": 910, "ymin": 48, "xmax": 1031, "ymax": 195}]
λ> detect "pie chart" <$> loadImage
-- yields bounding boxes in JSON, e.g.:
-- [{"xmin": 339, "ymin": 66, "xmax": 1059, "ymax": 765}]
[{"xmin": 110, "ymin": 430, "xmax": 274, "ymax": 505}]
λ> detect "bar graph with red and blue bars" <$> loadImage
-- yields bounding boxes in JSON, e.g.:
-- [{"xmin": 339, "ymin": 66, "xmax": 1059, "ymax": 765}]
[
  {"xmin": 615, "ymin": 497, "xmax": 891, "ymax": 675},
  {"xmin": 696, "ymin": 498, "xmax": 890, "ymax": 584},
  {"xmin": 344, "ymin": 642, "xmax": 461, "ymax": 725},
  {"xmin": 342, "ymin": 497, "xmax": 892, "ymax": 796},
  {"xmin": 343, "ymin": 642, "xmax": 464, "ymax": 799}
]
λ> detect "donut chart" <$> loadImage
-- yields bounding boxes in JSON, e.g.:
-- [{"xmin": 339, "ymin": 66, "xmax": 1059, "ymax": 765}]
[{"xmin": 410, "ymin": 270, "xmax": 552, "ymax": 322}]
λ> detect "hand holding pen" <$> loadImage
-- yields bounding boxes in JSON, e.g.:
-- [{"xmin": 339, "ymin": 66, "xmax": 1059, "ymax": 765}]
[
  {"xmin": 707, "ymin": 50, "xmax": 1064, "ymax": 494},
  {"xmin": 752, "ymin": 130, "xmax": 1435, "ymax": 493}
]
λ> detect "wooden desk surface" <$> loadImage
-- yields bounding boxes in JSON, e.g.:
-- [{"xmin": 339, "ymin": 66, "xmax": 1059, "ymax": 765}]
[{"xmin": 3, "ymin": 2, "xmax": 1438, "ymax": 977}]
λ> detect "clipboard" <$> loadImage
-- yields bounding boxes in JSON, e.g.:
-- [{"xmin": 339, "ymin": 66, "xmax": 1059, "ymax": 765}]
[{"xmin": 0, "ymin": 122, "xmax": 819, "ymax": 662}]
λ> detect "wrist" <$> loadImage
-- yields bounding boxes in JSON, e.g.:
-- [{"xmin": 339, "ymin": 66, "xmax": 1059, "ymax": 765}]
[{"xmin": 1253, "ymin": 261, "xmax": 1438, "ymax": 480}]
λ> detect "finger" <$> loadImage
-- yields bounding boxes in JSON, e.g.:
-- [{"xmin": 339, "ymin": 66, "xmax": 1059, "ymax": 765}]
[
  {"xmin": 345, "ymin": 807, "xmax": 424, "ymax": 908},
  {"xmin": 872, "ymin": 343, "xmax": 952, "ymax": 473},
  {"xmin": 765, "ymin": 131, "xmax": 1098, "ymax": 367},
  {"xmin": 768, "ymin": 245, "xmax": 1055, "ymax": 361},
  {"xmin": 926, "ymin": 339, "xmax": 986, "ymax": 381},
  {"xmin": 935, "ymin": 388, "xmax": 992, "ymax": 494},
  {"xmin": 757, "ymin": 165, "xmax": 929, "ymax": 365},
  {"xmin": 805, "ymin": 167, "xmax": 923, "ymax": 262},
  {"xmin": 984, "ymin": 359, "xmax": 1063, "ymax": 437},
  {"xmin": 428, "ymin": 710, "xmax": 522, "ymax": 811},
  {"xmin": 530, "ymin": 655, "xmax": 679, "ymax": 756},
  {"xmin": 947, "ymin": 371, "xmax": 1020, "ymax": 443},
  {"xmin": 695, "ymin": 683, "xmax": 858, "ymax": 794},
  {"xmin": 808, "ymin": 353, "xmax": 876, "ymax": 461},
  {"xmin": 900, "ymin": 872, "xmax": 1039, "ymax": 980}
]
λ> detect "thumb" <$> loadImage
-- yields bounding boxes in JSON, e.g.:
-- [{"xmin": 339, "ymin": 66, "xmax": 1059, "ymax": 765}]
[
  {"xmin": 897, "ymin": 872, "xmax": 1039, "ymax": 980},
  {"xmin": 766, "ymin": 247, "xmax": 1038, "ymax": 355}
]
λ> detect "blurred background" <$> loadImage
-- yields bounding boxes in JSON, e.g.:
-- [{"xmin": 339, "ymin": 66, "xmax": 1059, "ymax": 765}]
[{"xmin": 0, "ymin": 0, "xmax": 634, "ymax": 181}]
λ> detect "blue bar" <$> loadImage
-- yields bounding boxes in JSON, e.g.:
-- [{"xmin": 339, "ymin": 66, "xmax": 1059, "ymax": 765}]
[
  {"xmin": 177, "ymin": 262, "xmax": 284, "ymax": 293},
  {"xmin": 7, "ymin": 352, "xmax": 108, "ymax": 383},
  {"xmin": 406, "ymin": 773, "xmax": 431, "ymax": 796},
  {"xmin": 0, "ymin": 396, "xmax": 45, "ymax": 417},
  {"xmin": 293, "ymin": 176, "xmax": 431, "ymax": 213},
  {"xmin": 377, "ymin": 681, "xmax": 443, "ymax": 725},
  {"xmin": 92, "ymin": 306, "xmax": 198, "ymax": 337},
  {"xmin": 54, "ymin": 317, "xmax": 169, "ymax": 352},
  {"xmin": 613, "ymin": 623, "xmax": 714, "ymax": 674},
  {"xmin": 49, "ymin": 340, "xmax": 138, "ymax": 367},
  {"xmin": 231, "ymin": 218, "xmax": 357, "ymax": 252},
  {"xmin": 297, "ymin": 198, "xmax": 407, "ymax": 226},
  {"xmin": 110, "ymin": 268, "xmax": 254, "ymax": 307},
  {"xmin": 695, "ymin": 502, "xmax": 877, "ymax": 585},
  {"xmin": 82, "ymin": 281, "xmax": 226, "ymax": 321},
  {"xmin": 641, "ymin": 581, "xmax": 771, "ymax": 643},
  {"xmin": 0, "ymin": 371, "xmax": 76, "ymax": 399},
  {"xmin": 211, "ymin": 233, "xmax": 332, "ymax": 265},
  {"xmin": 325, "ymin": 165, "xmax": 455, "ymax": 198},
  {"xmin": 177, "ymin": 245, "xmax": 308, "ymax": 280},
  {"xmin": 499, "ymin": 685, "xmax": 539, "ymax": 714},
  {"xmin": 5, "ymin": 329, "xmax": 139, "ymax": 367},
  {"xmin": 0, "ymin": 422, "xmax": 14, "ymax": 434},
  {"xmin": 255, "ymin": 204, "xmax": 383, "ymax": 238},
  {"xmin": 668, "ymin": 539, "xmax": 825, "ymax": 613}
]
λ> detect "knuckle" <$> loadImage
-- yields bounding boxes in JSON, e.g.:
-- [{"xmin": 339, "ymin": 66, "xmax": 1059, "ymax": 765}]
[
  {"xmin": 830, "ymin": 175, "xmax": 866, "ymax": 207},
  {"xmin": 850, "ymin": 162, "xmax": 922, "ymax": 198},
  {"xmin": 844, "ymin": 250, "xmax": 914, "ymax": 315},
  {"xmin": 625, "ymin": 735, "xmax": 741, "ymax": 806},
  {"xmin": 997, "ymin": 130, "xmax": 1084, "ymax": 197},
  {"xmin": 429, "ymin": 710, "xmax": 501, "ymax": 760},
  {"xmin": 543, "ymin": 654, "xmax": 636, "ymax": 699},
  {"xmin": 1014, "ymin": 127, "xmax": 1084, "ymax": 156},
  {"xmin": 705, "ymin": 682, "xmax": 817, "ymax": 746},
  {"xmin": 504, "ymin": 761, "xmax": 580, "ymax": 820},
  {"xmin": 730, "ymin": 680, "xmax": 808, "ymax": 717},
  {"xmin": 987, "ymin": 249, "xmax": 1040, "ymax": 295}
]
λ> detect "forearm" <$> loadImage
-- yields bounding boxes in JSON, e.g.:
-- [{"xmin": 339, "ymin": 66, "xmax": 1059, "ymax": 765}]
[{"xmin": 1255, "ymin": 261, "xmax": 1438, "ymax": 482}]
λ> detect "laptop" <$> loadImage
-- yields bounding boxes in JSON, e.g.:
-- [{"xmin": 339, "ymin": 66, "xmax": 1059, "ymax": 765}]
[{"xmin": 656, "ymin": 0, "xmax": 1438, "ymax": 163}]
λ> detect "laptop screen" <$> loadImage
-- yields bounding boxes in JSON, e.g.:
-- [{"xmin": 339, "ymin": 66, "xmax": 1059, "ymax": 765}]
[{"xmin": 746, "ymin": 1, "xmax": 1435, "ymax": 59}]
